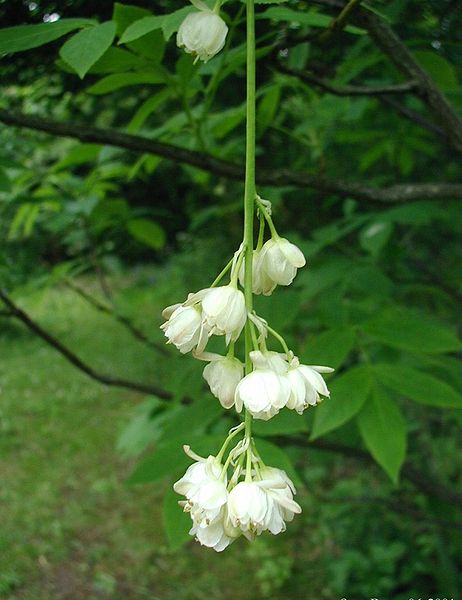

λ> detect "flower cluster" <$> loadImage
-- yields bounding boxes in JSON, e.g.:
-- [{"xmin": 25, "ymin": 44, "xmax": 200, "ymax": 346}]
[
  {"xmin": 165, "ymin": 6, "xmax": 334, "ymax": 551},
  {"xmin": 174, "ymin": 440, "xmax": 301, "ymax": 551},
  {"xmin": 161, "ymin": 197, "xmax": 334, "ymax": 550}
]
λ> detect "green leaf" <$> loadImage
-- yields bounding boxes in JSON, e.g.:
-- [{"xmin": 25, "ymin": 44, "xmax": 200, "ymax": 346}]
[
  {"xmin": 59, "ymin": 21, "xmax": 116, "ymax": 79},
  {"xmin": 162, "ymin": 7, "xmax": 194, "ymax": 41},
  {"xmin": 374, "ymin": 364, "xmax": 462, "ymax": 408},
  {"xmin": 253, "ymin": 289, "xmax": 301, "ymax": 331},
  {"xmin": 119, "ymin": 15, "xmax": 164, "ymax": 44},
  {"xmin": 301, "ymin": 327, "xmax": 356, "ymax": 369},
  {"xmin": 0, "ymin": 19, "xmax": 95, "ymax": 55},
  {"xmin": 163, "ymin": 485, "xmax": 191, "ymax": 550},
  {"xmin": 54, "ymin": 144, "xmax": 102, "ymax": 170},
  {"xmin": 378, "ymin": 201, "xmax": 444, "ymax": 226},
  {"xmin": 255, "ymin": 438, "xmax": 302, "ymax": 486},
  {"xmin": 87, "ymin": 70, "xmax": 166, "ymax": 94},
  {"xmin": 88, "ymin": 46, "xmax": 148, "ymax": 74},
  {"xmin": 157, "ymin": 397, "xmax": 223, "ymax": 444},
  {"xmin": 357, "ymin": 387, "xmax": 407, "ymax": 484},
  {"xmin": 257, "ymin": 85, "xmax": 281, "ymax": 137},
  {"xmin": 112, "ymin": 3, "xmax": 151, "ymax": 37},
  {"xmin": 127, "ymin": 218, "xmax": 166, "ymax": 250},
  {"xmin": 127, "ymin": 89, "xmax": 172, "ymax": 133},
  {"xmin": 310, "ymin": 366, "xmax": 372, "ymax": 440},
  {"xmin": 359, "ymin": 220, "xmax": 393, "ymax": 256},
  {"xmin": 258, "ymin": 7, "xmax": 366, "ymax": 34},
  {"xmin": 0, "ymin": 167, "xmax": 11, "ymax": 192},
  {"xmin": 253, "ymin": 410, "xmax": 308, "ymax": 436},
  {"xmin": 117, "ymin": 396, "xmax": 166, "ymax": 457},
  {"xmin": 362, "ymin": 306, "xmax": 462, "ymax": 354},
  {"xmin": 413, "ymin": 51, "xmax": 458, "ymax": 91}
]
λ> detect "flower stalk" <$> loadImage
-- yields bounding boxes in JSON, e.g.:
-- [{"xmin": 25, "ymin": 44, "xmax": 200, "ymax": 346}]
[{"xmin": 243, "ymin": 0, "xmax": 257, "ymax": 463}]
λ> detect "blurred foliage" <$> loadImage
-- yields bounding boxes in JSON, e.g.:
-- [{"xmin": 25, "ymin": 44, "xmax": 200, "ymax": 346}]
[{"xmin": 1, "ymin": 0, "xmax": 461, "ymax": 598}]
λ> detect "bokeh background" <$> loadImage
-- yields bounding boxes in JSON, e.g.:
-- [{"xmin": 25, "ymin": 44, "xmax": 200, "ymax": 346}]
[{"xmin": 1, "ymin": 1, "xmax": 461, "ymax": 598}]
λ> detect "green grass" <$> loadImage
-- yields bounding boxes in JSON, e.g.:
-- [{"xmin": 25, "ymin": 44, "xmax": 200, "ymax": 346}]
[{"xmin": 0, "ymin": 283, "xmax": 326, "ymax": 600}]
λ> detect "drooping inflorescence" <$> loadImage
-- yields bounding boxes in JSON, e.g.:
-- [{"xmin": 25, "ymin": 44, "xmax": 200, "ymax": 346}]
[
  {"xmin": 165, "ymin": 1, "xmax": 334, "ymax": 551},
  {"xmin": 161, "ymin": 197, "xmax": 334, "ymax": 551}
]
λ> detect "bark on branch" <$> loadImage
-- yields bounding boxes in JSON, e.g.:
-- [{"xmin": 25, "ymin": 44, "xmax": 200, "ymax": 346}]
[
  {"xmin": 0, "ymin": 289, "xmax": 172, "ymax": 400},
  {"xmin": 1, "ymin": 109, "xmax": 462, "ymax": 203}
]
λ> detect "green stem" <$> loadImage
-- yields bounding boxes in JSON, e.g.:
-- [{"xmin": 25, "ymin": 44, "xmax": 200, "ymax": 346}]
[
  {"xmin": 210, "ymin": 257, "xmax": 233, "ymax": 287},
  {"xmin": 256, "ymin": 213, "xmax": 265, "ymax": 250},
  {"xmin": 255, "ymin": 196, "xmax": 279, "ymax": 238},
  {"xmin": 243, "ymin": 0, "xmax": 257, "ymax": 443},
  {"xmin": 267, "ymin": 324, "xmax": 291, "ymax": 356},
  {"xmin": 216, "ymin": 422, "xmax": 245, "ymax": 463}
]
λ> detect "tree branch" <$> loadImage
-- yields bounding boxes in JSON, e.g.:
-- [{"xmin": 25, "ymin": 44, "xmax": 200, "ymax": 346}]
[
  {"xmin": 280, "ymin": 65, "xmax": 444, "ymax": 137},
  {"xmin": 312, "ymin": 0, "xmax": 462, "ymax": 153},
  {"xmin": 1, "ymin": 108, "xmax": 462, "ymax": 203},
  {"xmin": 0, "ymin": 289, "xmax": 173, "ymax": 400},
  {"xmin": 278, "ymin": 65, "xmax": 418, "ymax": 96},
  {"xmin": 358, "ymin": 8, "xmax": 462, "ymax": 153},
  {"xmin": 64, "ymin": 279, "xmax": 169, "ymax": 356}
]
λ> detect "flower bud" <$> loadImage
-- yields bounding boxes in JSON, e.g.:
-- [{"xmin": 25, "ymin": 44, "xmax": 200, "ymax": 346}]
[
  {"xmin": 160, "ymin": 305, "xmax": 203, "ymax": 354},
  {"xmin": 177, "ymin": 3, "xmax": 228, "ymax": 64},
  {"xmin": 259, "ymin": 237, "xmax": 306, "ymax": 287},
  {"xmin": 238, "ymin": 249, "xmax": 277, "ymax": 296},
  {"xmin": 201, "ymin": 285, "xmax": 246, "ymax": 343},
  {"xmin": 203, "ymin": 356, "xmax": 244, "ymax": 409}
]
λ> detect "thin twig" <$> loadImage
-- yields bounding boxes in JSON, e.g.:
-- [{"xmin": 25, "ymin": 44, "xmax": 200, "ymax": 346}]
[
  {"xmin": 64, "ymin": 279, "xmax": 169, "ymax": 356},
  {"xmin": 278, "ymin": 65, "xmax": 418, "ymax": 96},
  {"xmin": 379, "ymin": 95, "xmax": 445, "ymax": 138},
  {"xmin": 277, "ymin": 435, "xmax": 462, "ymax": 510},
  {"xmin": 317, "ymin": 0, "xmax": 363, "ymax": 43},
  {"xmin": 0, "ymin": 289, "xmax": 173, "ymax": 400}
]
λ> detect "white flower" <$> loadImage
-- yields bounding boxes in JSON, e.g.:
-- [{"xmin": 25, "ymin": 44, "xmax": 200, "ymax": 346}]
[
  {"xmin": 174, "ymin": 454, "xmax": 228, "ymax": 524},
  {"xmin": 177, "ymin": 0, "xmax": 228, "ymax": 63},
  {"xmin": 264, "ymin": 350, "xmax": 289, "ymax": 375},
  {"xmin": 234, "ymin": 350, "xmax": 291, "ymax": 420},
  {"xmin": 259, "ymin": 467, "xmax": 302, "ymax": 535},
  {"xmin": 259, "ymin": 237, "xmax": 306, "ymax": 287},
  {"xmin": 227, "ymin": 481, "xmax": 269, "ymax": 538},
  {"xmin": 189, "ymin": 506, "xmax": 237, "ymax": 552},
  {"xmin": 203, "ymin": 355, "xmax": 244, "ymax": 409},
  {"xmin": 238, "ymin": 249, "xmax": 276, "ymax": 296},
  {"xmin": 160, "ymin": 304, "xmax": 205, "ymax": 354},
  {"xmin": 286, "ymin": 357, "xmax": 334, "ymax": 413},
  {"xmin": 201, "ymin": 285, "xmax": 246, "ymax": 344}
]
